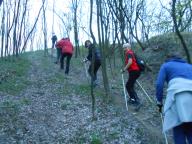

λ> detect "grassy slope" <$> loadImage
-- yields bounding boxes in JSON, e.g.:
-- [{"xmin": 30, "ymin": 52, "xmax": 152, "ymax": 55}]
[{"xmin": 0, "ymin": 54, "xmax": 31, "ymax": 95}]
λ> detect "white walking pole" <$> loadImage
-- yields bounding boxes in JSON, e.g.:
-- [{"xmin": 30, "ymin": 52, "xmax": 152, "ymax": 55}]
[
  {"xmin": 121, "ymin": 73, "xmax": 128, "ymax": 111},
  {"xmin": 84, "ymin": 62, "xmax": 89, "ymax": 78},
  {"xmin": 136, "ymin": 80, "xmax": 168, "ymax": 143},
  {"xmin": 136, "ymin": 80, "xmax": 154, "ymax": 104},
  {"xmin": 160, "ymin": 113, "xmax": 169, "ymax": 144}
]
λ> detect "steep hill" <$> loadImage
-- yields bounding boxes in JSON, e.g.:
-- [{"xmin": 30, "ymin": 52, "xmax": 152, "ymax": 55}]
[{"xmin": 0, "ymin": 47, "xmax": 174, "ymax": 143}]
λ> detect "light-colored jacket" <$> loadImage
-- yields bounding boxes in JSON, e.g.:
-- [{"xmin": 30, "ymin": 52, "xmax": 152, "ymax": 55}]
[{"xmin": 163, "ymin": 78, "xmax": 192, "ymax": 132}]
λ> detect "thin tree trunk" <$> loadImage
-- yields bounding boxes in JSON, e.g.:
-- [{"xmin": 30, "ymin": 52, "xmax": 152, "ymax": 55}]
[
  {"xmin": 1, "ymin": 2, "xmax": 5, "ymax": 57},
  {"xmin": 17, "ymin": 0, "xmax": 28, "ymax": 55},
  {"xmin": 0, "ymin": 0, "xmax": 3, "ymax": 7},
  {"xmin": 89, "ymin": 0, "xmax": 96, "ymax": 120},
  {"xmin": 172, "ymin": 0, "xmax": 191, "ymax": 63},
  {"xmin": 42, "ymin": 0, "xmax": 48, "ymax": 56},
  {"xmin": 73, "ymin": 0, "xmax": 80, "ymax": 58},
  {"xmin": 21, "ymin": 0, "xmax": 45, "ymax": 53},
  {"xmin": 96, "ymin": 0, "xmax": 110, "ymax": 102},
  {"xmin": 13, "ymin": 0, "xmax": 21, "ymax": 57}
]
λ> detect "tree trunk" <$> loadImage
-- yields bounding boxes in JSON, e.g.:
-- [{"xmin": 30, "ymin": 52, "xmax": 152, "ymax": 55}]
[
  {"xmin": 89, "ymin": 0, "xmax": 96, "ymax": 120},
  {"xmin": 172, "ymin": 0, "xmax": 191, "ymax": 63},
  {"xmin": 0, "ymin": 0, "xmax": 3, "ymax": 7},
  {"xmin": 21, "ymin": 0, "xmax": 45, "ymax": 53},
  {"xmin": 73, "ymin": 0, "xmax": 80, "ymax": 58},
  {"xmin": 96, "ymin": 0, "xmax": 110, "ymax": 102},
  {"xmin": 42, "ymin": 0, "xmax": 48, "ymax": 56},
  {"xmin": 1, "ymin": 2, "xmax": 5, "ymax": 57}
]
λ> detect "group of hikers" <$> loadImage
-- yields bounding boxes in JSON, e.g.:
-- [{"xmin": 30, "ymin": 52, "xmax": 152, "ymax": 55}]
[{"xmin": 51, "ymin": 33, "xmax": 192, "ymax": 144}]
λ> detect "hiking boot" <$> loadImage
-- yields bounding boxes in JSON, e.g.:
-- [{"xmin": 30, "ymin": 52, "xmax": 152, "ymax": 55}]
[{"xmin": 128, "ymin": 98, "xmax": 137, "ymax": 105}]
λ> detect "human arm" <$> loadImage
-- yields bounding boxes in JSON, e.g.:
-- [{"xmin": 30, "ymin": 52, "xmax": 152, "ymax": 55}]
[
  {"xmin": 122, "ymin": 53, "xmax": 133, "ymax": 72},
  {"xmin": 55, "ymin": 40, "xmax": 62, "ymax": 48},
  {"xmin": 123, "ymin": 58, "xmax": 132, "ymax": 71},
  {"xmin": 156, "ymin": 65, "xmax": 166, "ymax": 103}
]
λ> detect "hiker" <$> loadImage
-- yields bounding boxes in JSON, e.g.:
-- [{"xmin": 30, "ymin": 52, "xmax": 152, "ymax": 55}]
[
  {"xmin": 51, "ymin": 33, "xmax": 57, "ymax": 49},
  {"xmin": 83, "ymin": 40, "xmax": 101, "ymax": 86},
  {"xmin": 156, "ymin": 52, "xmax": 192, "ymax": 144},
  {"xmin": 55, "ymin": 40, "xmax": 62, "ymax": 64},
  {"xmin": 56, "ymin": 37, "xmax": 74, "ymax": 74},
  {"xmin": 121, "ymin": 43, "xmax": 141, "ymax": 106}
]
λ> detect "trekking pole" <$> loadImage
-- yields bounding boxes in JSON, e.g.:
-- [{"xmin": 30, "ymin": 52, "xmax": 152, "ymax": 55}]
[
  {"xmin": 83, "ymin": 62, "xmax": 89, "ymax": 78},
  {"xmin": 160, "ymin": 113, "xmax": 169, "ymax": 144},
  {"xmin": 136, "ymin": 80, "xmax": 154, "ymax": 104},
  {"xmin": 121, "ymin": 73, "xmax": 128, "ymax": 111},
  {"xmin": 136, "ymin": 80, "xmax": 168, "ymax": 143}
]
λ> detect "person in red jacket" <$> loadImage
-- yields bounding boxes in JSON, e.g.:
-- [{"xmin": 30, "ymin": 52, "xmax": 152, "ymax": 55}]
[
  {"xmin": 121, "ymin": 43, "xmax": 141, "ymax": 106},
  {"xmin": 56, "ymin": 38, "xmax": 74, "ymax": 74}
]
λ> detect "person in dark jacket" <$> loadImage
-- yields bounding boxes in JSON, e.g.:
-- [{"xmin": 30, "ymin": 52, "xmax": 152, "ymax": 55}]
[
  {"xmin": 121, "ymin": 43, "xmax": 141, "ymax": 105},
  {"xmin": 51, "ymin": 33, "xmax": 57, "ymax": 49},
  {"xmin": 56, "ymin": 38, "xmax": 74, "ymax": 74},
  {"xmin": 83, "ymin": 40, "xmax": 101, "ymax": 86},
  {"xmin": 156, "ymin": 53, "xmax": 192, "ymax": 144}
]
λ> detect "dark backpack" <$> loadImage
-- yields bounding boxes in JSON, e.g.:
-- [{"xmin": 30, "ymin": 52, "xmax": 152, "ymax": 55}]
[{"xmin": 134, "ymin": 53, "xmax": 145, "ymax": 72}]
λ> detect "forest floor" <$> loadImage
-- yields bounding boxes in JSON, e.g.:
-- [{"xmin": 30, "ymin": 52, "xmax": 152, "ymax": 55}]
[{"xmin": 0, "ymin": 51, "xmax": 173, "ymax": 144}]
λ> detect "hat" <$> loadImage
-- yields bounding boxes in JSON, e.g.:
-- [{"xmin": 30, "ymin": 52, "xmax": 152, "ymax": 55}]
[{"xmin": 123, "ymin": 43, "xmax": 131, "ymax": 49}]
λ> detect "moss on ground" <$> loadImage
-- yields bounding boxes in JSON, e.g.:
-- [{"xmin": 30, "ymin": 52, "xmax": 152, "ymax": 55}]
[{"xmin": 0, "ymin": 54, "xmax": 31, "ymax": 95}]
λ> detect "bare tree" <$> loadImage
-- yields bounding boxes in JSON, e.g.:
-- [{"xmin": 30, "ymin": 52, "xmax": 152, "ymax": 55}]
[
  {"xmin": 5, "ymin": 0, "xmax": 15, "ymax": 57},
  {"xmin": 72, "ymin": 0, "xmax": 80, "ymax": 57},
  {"xmin": 42, "ymin": 0, "xmax": 48, "ymax": 56},
  {"xmin": 1, "ymin": 1, "xmax": 5, "ymax": 57},
  {"xmin": 0, "ymin": 0, "xmax": 3, "ymax": 7},
  {"xmin": 171, "ymin": 0, "xmax": 191, "ymax": 63},
  {"xmin": 96, "ymin": 0, "xmax": 111, "ymax": 101},
  {"xmin": 89, "ymin": 0, "xmax": 96, "ymax": 120},
  {"xmin": 17, "ymin": 0, "xmax": 28, "ymax": 54},
  {"xmin": 21, "ymin": 0, "xmax": 46, "ymax": 52},
  {"xmin": 13, "ymin": 0, "xmax": 21, "ymax": 57}
]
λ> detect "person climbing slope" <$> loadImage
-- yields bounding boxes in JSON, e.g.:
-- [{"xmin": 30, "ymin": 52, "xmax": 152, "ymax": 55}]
[
  {"xmin": 121, "ymin": 43, "xmax": 141, "ymax": 107},
  {"xmin": 156, "ymin": 52, "xmax": 192, "ymax": 144},
  {"xmin": 56, "ymin": 37, "xmax": 74, "ymax": 74},
  {"xmin": 83, "ymin": 40, "xmax": 101, "ymax": 87}
]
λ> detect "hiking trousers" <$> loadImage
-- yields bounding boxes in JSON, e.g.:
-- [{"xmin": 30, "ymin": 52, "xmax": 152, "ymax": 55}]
[
  {"xmin": 52, "ymin": 41, "xmax": 56, "ymax": 49},
  {"xmin": 126, "ymin": 70, "xmax": 141, "ymax": 102},
  {"xmin": 173, "ymin": 122, "xmax": 192, "ymax": 144},
  {"xmin": 88, "ymin": 60, "xmax": 101, "ymax": 81},
  {"xmin": 60, "ymin": 53, "xmax": 72, "ymax": 74},
  {"xmin": 56, "ymin": 48, "xmax": 62, "ymax": 62}
]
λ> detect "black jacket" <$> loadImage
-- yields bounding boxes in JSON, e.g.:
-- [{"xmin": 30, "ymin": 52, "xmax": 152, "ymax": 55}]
[
  {"xmin": 51, "ymin": 35, "xmax": 57, "ymax": 42},
  {"xmin": 87, "ymin": 44, "xmax": 101, "ymax": 61}
]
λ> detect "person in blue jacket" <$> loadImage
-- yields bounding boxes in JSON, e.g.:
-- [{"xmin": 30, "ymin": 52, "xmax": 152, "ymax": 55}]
[
  {"xmin": 156, "ymin": 52, "xmax": 192, "ymax": 144},
  {"xmin": 83, "ymin": 40, "xmax": 101, "ymax": 86}
]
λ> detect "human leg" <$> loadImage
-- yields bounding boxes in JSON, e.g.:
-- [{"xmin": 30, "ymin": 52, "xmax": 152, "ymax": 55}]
[
  {"xmin": 173, "ymin": 124, "xmax": 186, "ymax": 144},
  {"xmin": 126, "ymin": 71, "xmax": 140, "ymax": 102},
  {"xmin": 184, "ymin": 122, "xmax": 192, "ymax": 144},
  {"xmin": 93, "ymin": 60, "xmax": 101, "ymax": 81},
  {"xmin": 65, "ymin": 53, "xmax": 72, "ymax": 74},
  {"xmin": 55, "ymin": 48, "xmax": 61, "ymax": 63},
  {"xmin": 60, "ymin": 53, "xmax": 65, "ymax": 69}
]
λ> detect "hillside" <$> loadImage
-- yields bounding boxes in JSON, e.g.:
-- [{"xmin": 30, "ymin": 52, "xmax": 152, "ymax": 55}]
[{"xmin": 0, "ymin": 47, "xmax": 174, "ymax": 143}]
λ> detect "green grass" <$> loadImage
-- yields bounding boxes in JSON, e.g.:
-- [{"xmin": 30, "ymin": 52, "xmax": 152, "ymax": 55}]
[
  {"xmin": 90, "ymin": 134, "xmax": 102, "ymax": 144},
  {"xmin": 0, "ymin": 54, "xmax": 31, "ymax": 95}
]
